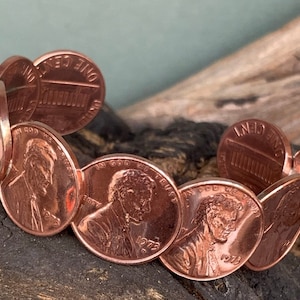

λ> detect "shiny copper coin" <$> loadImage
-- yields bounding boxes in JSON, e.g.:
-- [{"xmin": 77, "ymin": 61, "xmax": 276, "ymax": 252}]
[
  {"xmin": 0, "ymin": 121, "xmax": 83, "ymax": 236},
  {"xmin": 217, "ymin": 118, "xmax": 292, "ymax": 194},
  {"xmin": 33, "ymin": 50, "xmax": 105, "ymax": 135},
  {"xmin": 292, "ymin": 150, "xmax": 300, "ymax": 173},
  {"xmin": 160, "ymin": 177, "xmax": 264, "ymax": 281},
  {"xmin": 71, "ymin": 154, "xmax": 182, "ymax": 264},
  {"xmin": 0, "ymin": 81, "xmax": 12, "ymax": 180},
  {"xmin": 0, "ymin": 56, "xmax": 40, "ymax": 124},
  {"xmin": 246, "ymin": 173, "xmax": 300, "ymax": 271}
]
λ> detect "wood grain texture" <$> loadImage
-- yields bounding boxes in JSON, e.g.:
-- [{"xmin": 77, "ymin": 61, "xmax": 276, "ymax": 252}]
[{"xmin": 119, "ymin": 17, "xmax": 300, "ymax": 144}]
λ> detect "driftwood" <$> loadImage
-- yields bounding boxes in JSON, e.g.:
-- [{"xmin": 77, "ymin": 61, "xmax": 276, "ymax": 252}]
[{"xmin": 119, "ymin": 17, "xmax": 300, "ymax": 145}]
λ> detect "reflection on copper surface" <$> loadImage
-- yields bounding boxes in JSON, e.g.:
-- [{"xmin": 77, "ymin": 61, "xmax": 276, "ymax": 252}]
[
  {"xmin": 78, "ymin": 168, "xmax": 155, "ymax": 257},
  {"xmin": 0, "ymin": 122, "xmax": 82, "ymax": 236},
  {"xmin": 0, "ymin": 81, "xmax": 12, "ymax": 181},
  {"xmin": 246, "ymin": 174, "xmax": 300, "ymax": 271},
  {"xmin": 7, "ymin": 137, "xmax": 58, "ymax": 232},
  {"xmin": 217, "ymin": 119, "xmax": 292, "ymax": 194},
  {"xmin": 293, "ymin": 150, "xmax": 300, "ymax": 173},
  {"xmin": 160, "ymin": 178, "xmax": 264, "ymax": 281},
  {"xmin": 0, "ymin": 56, "xmax": 40, "ymax": 124},
  {"xmin": 33, "ymin": 50, "xmax": 105, "ymax": 135},
  {"xmin": 72, "ymin": 154, "xmax": 182, "ymax": 265}
]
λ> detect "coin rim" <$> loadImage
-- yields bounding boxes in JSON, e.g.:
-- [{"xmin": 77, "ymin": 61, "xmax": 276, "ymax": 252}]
[
  {"xmin": 0, "ymin": 55, "xmax": 41, "ymax": 124},
  {"xmin": 217, "ymin": 118, "xmax": 293, "ymax": 193},
  {"xmin": 33, "ymin": 49, "xmax": 106, "ymax": 135},
  {"xmin": 246, "ymin": 173, "xmax": 300, "ymax": 271},
  {"xmin": 0, "ymin": 121, "xmax": 83, "ymax": 236},
  {"xmin": 159, "ymin": 176, "xmax": 265, "ymax": 281},
  {"xmin": 71, "ymin": 153, "xmax": 183, "ymax": 265},
  {"xmin": 0, "ymin": 81, "xmax": 12, "ymax": 180}
]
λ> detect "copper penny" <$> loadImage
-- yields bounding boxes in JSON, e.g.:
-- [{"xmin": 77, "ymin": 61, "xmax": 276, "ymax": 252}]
[
  {"xmin": 217, "ymin": 118, "xmax": 292, "ymax": 194},
  {"xmin": 160, "ymin": 177, "xmax": 264, "ymax": 281},
  {"xmin": 33, "ymin": 50, "xmax": 105, "ymax": 135},
  {"xmin": 0, "ymin": 56, "xmax": 40, "ymax": 125},
  {"xmin": 292, "ymin": 150, "xmax": 300, "ymax": 173},
  {"xmin": 0, "ymin": 121, "xmax": 83, "ymax": 236},
  {"xmin": 71, "ymin": 154, "xmax": 182, "ymax": 264},
  {"xmin": 246, "ymin": 173, "xmax": 300, "ymax": 271},
  {"xmin": 0, "ymin": 81, "xmax": 12, "ymax": 180}
]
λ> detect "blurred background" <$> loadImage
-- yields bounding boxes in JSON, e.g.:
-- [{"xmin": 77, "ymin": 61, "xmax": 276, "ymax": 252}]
[{"xmin": 0, "ymin": 0, "xmax": 299, "ymax": 110}]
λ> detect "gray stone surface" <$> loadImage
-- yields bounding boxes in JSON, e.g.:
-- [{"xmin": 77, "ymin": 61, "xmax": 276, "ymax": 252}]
[
  {"xmin": 1, "ymin": 204, "xmax": 299, "ymax": 299},
  {"xmin": 0, "ymin": 205, "xmax": 195, "ymax": 299}
]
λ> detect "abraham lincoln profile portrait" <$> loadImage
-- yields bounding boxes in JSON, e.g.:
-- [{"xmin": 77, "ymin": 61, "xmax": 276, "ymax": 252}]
[
  {"xmin": 2, "ymin": 138, "xmax": 61, "ymax": 233},
  {"xmin": 167, "ymin": 193, "xmax": 243, "ymax": 278},
  {"xmin": 78, "ymin": 168, "xmax": 157, "ymax": 259}
]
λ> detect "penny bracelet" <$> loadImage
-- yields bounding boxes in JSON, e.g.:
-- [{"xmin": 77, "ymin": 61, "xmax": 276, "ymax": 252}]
[{"xmin": 0, "ymin": 50, "xmax": 299, "ymax": 283}]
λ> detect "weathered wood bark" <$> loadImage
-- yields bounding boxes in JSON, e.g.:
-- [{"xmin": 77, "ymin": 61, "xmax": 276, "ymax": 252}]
[{"xmin": 119, "ymin": 17, "xmax": 300, "ymax": 145}]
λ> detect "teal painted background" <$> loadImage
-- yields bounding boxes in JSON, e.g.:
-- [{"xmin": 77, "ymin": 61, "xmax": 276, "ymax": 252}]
[{"xmin": 0, "ymin": 1, "xmax": 299, "ymax": 109}]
